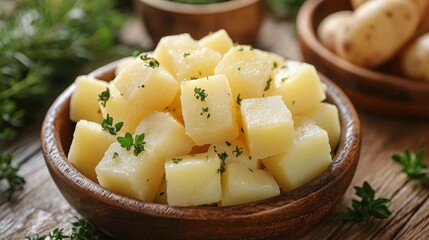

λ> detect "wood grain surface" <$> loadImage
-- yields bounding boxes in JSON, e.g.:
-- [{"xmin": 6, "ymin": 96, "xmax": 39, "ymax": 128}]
[{"xmin": 1, "ymin": 16, "xmax": 429, "ymax": 240}]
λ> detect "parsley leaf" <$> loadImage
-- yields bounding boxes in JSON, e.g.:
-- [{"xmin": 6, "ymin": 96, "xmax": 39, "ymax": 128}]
[
  {"xmin": 172, "ymin": 158, "xmax": 183, "ymax": 164},
  {"xmin": 392, "ymin": 149, "xmax": 427, "ymax": 182},
  {"xmin": 117, "ymin": 132, "xmax": 134, "ymax": 151},
  {"xmin": 194, "ymin": 87, "xmax": 208, "ymax": 101},
  {"xmin": 117, "ymin": 132, "xmax": 146, "ymax": 156},
  {"xmin": 140, "ymin": 54, "xmax": 160, "ymax": 69},
  {"xmin": 342, "ymin": 181, "xmax": 391, "ymax": 224},
  {"xmin": 217, "ymin": 151, "xmax": 228, "ymax": 174},
  {"xmin": 101, "ymin": 114, "xmax": 123, "ymax": 136},
  {"xmin": 98, "ymin": 88, "xmax": 110, "ymax": 107}
]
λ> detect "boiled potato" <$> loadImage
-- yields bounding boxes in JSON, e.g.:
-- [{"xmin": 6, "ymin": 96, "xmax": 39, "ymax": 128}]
[
  {"xmin": 401, "ymin": 32, "xmax": 429, "ymax": 82},
  {"xmin": 181, "ymin": 74, "xmax": 239, "ymax": 145},
  {"xmin": 336, "ymin": 0, "xmax": 419, "ymax": 68},
  {"xmin": 266, "ymin": 60, "xmax": 326, "ymax": 114},
  {"xmin": 165, "ymin": 152, "xmax": 222, "ymax": 206},
  {"xmin": 115, "ymin": 56, "xmax": 135, "ymax": 76},
  {"xmin": 154, "ymin": 176, "xmax": 167, "ymax": 204},
  {"xmin": 70, "ymin": 75, "xmax": 106, "ymax": 123},
  {"xmin": 68, "ymin": 120, "xmax": 115, "ymax": 182},
  {"xmin": 208, "ymin": 137, "xmax": 261, "ymax": 169},
  {"xmin": 241, "ymin": 96, "xmax": 294, "ymax": 159},
  {"xmin": 262, "ymin": 120, "xmax": 332, "ymax": 192},
  {"xmin": 198, "ymin": 29, "xmax": 233, "ymax": 55},
  {"xmin": 221, "ymin": 163, "xmax": 279, "ymax": 206},
  {"xmin": 154, "ymin": 33, "xmax": 222, "ymax": 81},
  {"xmin": 317, "ymin": 11, "xmax": 353, "ymax": 53}
]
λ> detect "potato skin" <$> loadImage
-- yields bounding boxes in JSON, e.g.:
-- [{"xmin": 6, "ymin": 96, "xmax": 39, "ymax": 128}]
[
  {"xmin": 401, "ymin": 32, "xmax": 429, "ymax": 82},
  {"xmin": 336, "ymin": 0, "xmax": 419, "ymax": 68},
  {"xmin": 317, "ymin": 11, "xmax": 353, "ymax": 53}
]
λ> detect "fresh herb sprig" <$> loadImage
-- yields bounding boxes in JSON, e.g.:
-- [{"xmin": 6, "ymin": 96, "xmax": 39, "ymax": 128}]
[
  {"xmin": 101, "ymin": 114, "xmax": 123, "ymax": 136},
  {"xmin": 342, "ymin": 181, "xmax": 392, "ymax": 224},
  {"xmin": 98, "ymin": 88, "xmax": 110, "ymax": 108},
  {"xmin": 392, "ymin": 149, "xmax": 427, "ymax": 183},
  {"xmin": 117, "ymin": 132, "xmax": 146, "ymax": 156},
  {"xmin": 0, "ymin": 153, "xmax": 26, "ymax": 197},
  {"xmin": 26, "ymin": 217, "xmax": 96, "ymax": 240},
  {"xmin": 140, "ymin": 54, "xmax": 160, "ymax": 69},
  {"xmin": 194, "ymin": 87, "xmax": 208, "ymax": 101},
  {"xmin": 217, "ymin": 151, "xmax": 228, "ymax": 174},
  {"xmin": 0, "ymin": 0, "xmax": 127, "ymax": 142}
]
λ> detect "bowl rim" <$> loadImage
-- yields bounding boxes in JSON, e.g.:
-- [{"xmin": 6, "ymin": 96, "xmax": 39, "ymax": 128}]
[
  {"xmin": 41, "ymin": 59, "xmax": 361, "ymax": 221},
  {"xmin": 296, "ymin": 0, "xmax": 429, "ymax": 92},
  {"xmin": 138, "ymin": 0, "xmax": 260, "ymax": 15}
]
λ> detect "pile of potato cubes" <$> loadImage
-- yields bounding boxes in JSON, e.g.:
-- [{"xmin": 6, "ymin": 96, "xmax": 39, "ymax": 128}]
[{"xmin": 67, "ymin": 30, "xmax": 341, "ymax": 207}]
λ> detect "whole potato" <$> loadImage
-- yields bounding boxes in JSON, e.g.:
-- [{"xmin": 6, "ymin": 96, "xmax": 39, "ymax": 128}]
[
  {"xmin": 401, "ymin": 32, "xmax": 429, "ymax": 82},
  {"xmin": 352, "ymin": 0, "xmax": 428, "ymax": 16},
  {"xmin": 317, "ymin": 11, "xmax": 353, "ymax": 53},
  {"xmin": 336, "ymin": 0, "xmax": 419, "ymax": 68},
  {"xmin": 351, "ymin": 0, "xmax": 368, "ymax": 9}
]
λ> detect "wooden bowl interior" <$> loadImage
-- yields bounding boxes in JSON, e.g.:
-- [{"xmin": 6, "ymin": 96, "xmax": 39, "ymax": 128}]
[
  {"xmin": 41, "ymin": 61, "xmax": 361, "ymax": 239},
  {"xmin": 297, "ymin": 0, "xmax": 429, "ymax": 118}
]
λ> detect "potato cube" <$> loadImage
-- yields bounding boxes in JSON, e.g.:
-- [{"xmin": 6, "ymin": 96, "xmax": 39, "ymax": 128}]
[
  {"xmin": 214, "ymin": 45, "xmax": 272, "ymax": 100},
  {"xmin": 154, "ymin": 33, "xmax": 222, "ymax": 81},
  {"xmin": 96, "ymin": 143, "xmax": 162, "ymax": 202},
  {"xmin": 241, "ymin": 96, "xmax": 294, "ymax": 159},
  {"xmin": 266, "ymin": 60, "xmax": 326, "ymax": 114},
  {"xmin": 298, "ymin": 103, "xmax": 341, "ymax": 150},
  {"xmin": 96, "ymin": 111, "xmax": 194, "ymax": 202},
  {"xmin": 221, "ymin": 163, "xmax": 280, "ymax": 206},
  {"xmin": 181, "ymin": 74, "xmax": 239, "ymax": 145},
  {"xmin": 112, "ymin": 56, "xmax": 179, "ymax": 118},
  {"xmin": 208, "ymin": 138, "xmax": 261, "ymax": 169},
  {"xmin": 115, "ymin": 56, "xmax": 136, "ymax": 76},
  {"xmin": 262, "ymin": 121, "xmax": 332, "ymax": 192},
  {"xmin": 164, "ymin": 91, "xmax": 183, "ymax": 124},
  {"xmin": 154, "ymin": 176, "xmax": 167, "ymax": 204},
  {"xmin": 165, "ymin": 152, "xmax": 222, "ymax": 206},
  {"xmin": 68, "ymin": 120, "xmax": 115, "ymax": 182},
  {"xmin": 70, "ymin": 75, "xmax": 106, "ymax": 123},
  {"xmin": 198, "ymin": 29, "xmax": 233, "ymax": 55}
]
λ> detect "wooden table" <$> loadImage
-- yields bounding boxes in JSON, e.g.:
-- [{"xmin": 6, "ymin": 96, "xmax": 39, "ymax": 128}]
[{"xmin": 1, "ymin": 16, "xmax": 429, "ymax": 240}]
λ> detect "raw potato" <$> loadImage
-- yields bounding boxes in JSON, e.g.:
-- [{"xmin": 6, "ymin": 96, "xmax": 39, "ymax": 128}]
[
  {"xmin": 165, "ymin": 152, "xmax": 222, "ymax": 206},
  {"xmin": 68, "ymin": 120, "xmax": 115, "ymax": 182},
  {"xmin": 336, "ymin": 0, "xmax": 419, "ymax": 68},
  {"xmin": 70, "ymin": 75, "xmax": 106, "ymax": 123},
  {"xmin": 198, "ymin": 29, "xmax": 233, "ymax": 55},
  {"xmin": 401, "ymin": 32, "xmax": 429, "ymax": 82},
  {"xmin": 180, "ymin": 74, "xmax": 239, "ymax": 145},
  {"xmin": 221, "ymin": 163, "xmax": 280, "ymax": 206},
  {"xmin": 262, "ymin": 120, "xmax": 332, "ymax": 192},
  {"xmin": 241, "ymin": 96, "xmax": 294, "ymax": 159},
  {"xmin": 317, "ymin": 11, "xmax": 353, "ymax": 53}
]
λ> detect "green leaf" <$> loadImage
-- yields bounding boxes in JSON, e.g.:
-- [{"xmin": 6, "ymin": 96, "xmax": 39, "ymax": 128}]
[
  {"xmin": 392, "ymin": 149, "xmax": 427, "ymax": 182},
  {"xmin": 117, "ymin": 132, "xmax": 133, "ymax": 150}
]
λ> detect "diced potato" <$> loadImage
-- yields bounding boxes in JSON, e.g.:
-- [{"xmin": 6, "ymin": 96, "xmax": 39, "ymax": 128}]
[
  {"xmin": 164, "ymin": 91, "xmax": 184, "ymax": 124},
  {"xmin": 208, "ymin": 138, "xmax": 261, "ymax": 169},
  {"xmin": 297, "ymin": 102, "xmax": 341, "ymax": 150},
  {"xmin": 181, "ymin": 74, "xmax": 239, "ymax": 145},
  {"xmin": 99, "ymin": 84, "xmax": 141, "ymax": 133},
  {"xmin": 68, "ymin": 120, "xmax": 115, "ymax": 182},
  {"xmin": 221, "ymin": 163, "xmax": 280, "ymax": 206},
  {"xmin": 154, "ymin": 33, "xmax": 222, "ymax": 81},
  {"xmin": 96, "ymin": 143, "xmax": 162, "ymax": 201},
  {"xmin": 266, "ymin": 60, "xmax": 326, "ymax": 114},
  {"xmin": 96, "ymin": 111, "xmax": 194, "ymax": 202},
  {"xmin": 115, "ymin": 56, "xmax": 136, "ymax": 76},
  {"xmin": 214, "ymin": 45, "xmax": 272, "ymax": 100},
  {"xmin": 154, "ymin": 176, "xmax": 167, "ymax": 204},
  {"xmin": 112, "ymin": 56, "xmax": 179, "ymax": 118},
  {"xmin": 262, "ymin": 121, "xmax": 332, "ymax": 192},
  {"xmin": 70, "ymin": 75, "xmax": 106, "ymax": 123},
  {"xmin": 198, "ymin": 29, "xmax": 233, "ymax": 55},
  {"xmin": 241, "ymin": 96, "xmax": 294, "ymax": 159},
  {"xmin": 165, "ymin": 152, "xmax": 222, "ymax": 206},
  {"xmin": 134, "ymin": 111, "xmax": 195, "ymax": 160}
]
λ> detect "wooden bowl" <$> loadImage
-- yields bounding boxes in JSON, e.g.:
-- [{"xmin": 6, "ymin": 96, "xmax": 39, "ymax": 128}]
[
  {"xmin": 135, "ymin": 0, "xmax": 265, "ymax": 44},
  {"xmin": 41, "ymin": 60, "xmax": 361, "ymax": 240},
  {"xmin": 297, "ymin": 0, "xmax": 429, "ymax": 118}
]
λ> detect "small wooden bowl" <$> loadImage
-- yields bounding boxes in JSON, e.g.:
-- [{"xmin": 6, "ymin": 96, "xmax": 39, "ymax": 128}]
[
  {"xmin": 41, "ymin": 60, "xmax": 361, "ymax": 240},
  {"xmin": 135, "ymin": 0, "xmax": 265, "ymax": 44},
  {"xmin": 297, "ymin": 0, "xmax": 429, "ymax": 118}
]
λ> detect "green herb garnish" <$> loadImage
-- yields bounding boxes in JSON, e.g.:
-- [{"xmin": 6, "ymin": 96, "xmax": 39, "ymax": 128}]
[
  {"xmin": 183, "ymin": 52, "xmax": 190, "ymax": 57},
  {"xmin": 217, "ymin": 151, "xmax": 228, "ymax": 174},
  {"xmin": 140, "ymin": 54, "xmax": 160, "ymax": 69},
  {"xmin": 98, "ymin": 88, "xmax": 110, "ymax": 107},
  {"xmin": 236, "ymin": 94, "xmax": 242, "ymax": 106},
  {"xmin": 342, "ymin": 181, "xmax": 391, "ymax": 224},
  {"xmin": 194, "ymin": 87, "xmax": 208, "ymax": 101},
  {"xmin": 26, "ymin": 217, "xmax": 96, "ymax": 240},
  {"xmin": 117, "ymin": 132, "xmax": 146, "ymax": 156},
  {"xmin": 232, "ymin": 146, "xmax": 243, "ymax": 157},
  {"xmin": 200, "ymin": 107, "xmax": 210, "ymax": 118},
  {"xmin": 264, "ymin": 77, "xmax": 272, "ymax": 91},
  {"xmin": 392, "ymin": 149, "xmax": 427, "ymax": 182},
  {"xmin": 101, "ymin": 114, "xmax": 123, "ymax": 136},
  {"xmin": 0, "ymin": 153, "xmax": 25, "ymax": 197},
  {"xmin": 112, "ymin": 152, "xmax": 119, "ymax": 159},
  {"xmin": 172, "ymin": 158, "xmax": 183, "ymax": 164}
]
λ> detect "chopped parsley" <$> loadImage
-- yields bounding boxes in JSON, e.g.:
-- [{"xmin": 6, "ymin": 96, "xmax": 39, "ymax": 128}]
[
  {"xmin": 98, "ymin": 87, "xmax": 110, "ymax": 107},
  {"xmin": 140, "ymin": 54, "xmax": 160, "ymax": 69},
  {"xmin": 200, "ymin": 107, "xmax": 210, "ymax": 118},
  {"xmin": 232, "ymin": 146, "xmax": 243, "ymax": 157},
  {"xmin": 172, "ymin": 158, "xmax": 183, "ymax": 164},
  {"xmin": 101, "ymin": 114, "xmax": 123, "ymax": 136},
  {"xmin": 281, "ymin": 77, "xmax": 288, "ymax": 82},
  {"xmin": 112, "ymin": 152, "xmax": 119, "ymax": 159},
  {"xmin": 194, "ymin": 87, "xmax": 208, "ymax": 101},
  {"xmin": 272, "ymin": 62, "xmax": 278, "ymax": 69},
  {"xmin": 117, "ymin": 132, "xmax": 146, "ymax": 156},
  {"xmin": 264, "ymin": 77, "xmax": 272, "ymax": 91},
  {"xmin": 190, "ymin": 77, "xmax": 198, "ymax": 80},
  {"xmin": 236, "ymin": 94, "xmax": 242, "ymax": 106},
  {"xmin": 217, "ymin": 151, "xmax": 228, "ymax": 174},
  {"xmin": 183, "ymin": 52, "xmax": 190, "ymax": 57}
]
